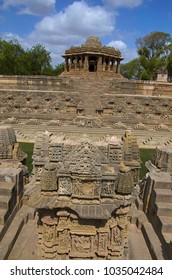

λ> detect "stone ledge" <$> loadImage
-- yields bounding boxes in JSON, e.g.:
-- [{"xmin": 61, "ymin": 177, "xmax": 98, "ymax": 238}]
[{"xmin": 0, "ymin": 206, "xmax": 35, "ymax": 260}]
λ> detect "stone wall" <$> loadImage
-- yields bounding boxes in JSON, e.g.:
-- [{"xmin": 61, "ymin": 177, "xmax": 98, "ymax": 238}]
[{"xmin": 0, "ymin": 76, "xmax": 172, "ymax": 131}]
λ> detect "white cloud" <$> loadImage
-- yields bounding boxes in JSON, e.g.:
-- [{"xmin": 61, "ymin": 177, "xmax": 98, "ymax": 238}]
[
  {"xmin": 102, "ymin": 0, "xmax": 143, "ymax": 9},
  {"xmin": 2, "ymin": 1, "xmax": 116, "ymax": 65},
  {"xmin": 28, "ymin": 1, "xmax": 115, "ymax": 60},
  {"xmin": 108, "ymin": 40, "xmax": 138, "ymax": 62},
  {"xmin": 108, "ymin": 40, "xmax": 127, "ymax": 50},
  {"xmin": 1, "ymin": 0, "xmax": 56, "ymax": 16},
  {"xmin": 29, "ymin": 1, "xmax": 114, "ymax": 43},
  {"xmin": 2, "ymin": 32, "xmax": 31, "ymax": 49}
]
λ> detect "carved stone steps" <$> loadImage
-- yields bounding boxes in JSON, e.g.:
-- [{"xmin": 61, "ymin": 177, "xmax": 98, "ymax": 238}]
[
  {"xmin": 0, "ymin": 206, "xmax": 35, "ymax": 260},
  {"xmin": 163, "ymin": 232, "xmax": 172, "ymax": 244},
  {"xmin": 130, "ymin": 206, "xmax": 164, "ymax": 259},
  {"xmin": 156, "ymin": 216, "xmax": 172, "ymax": 233},
  {"xmin": 0, "ymin": 196, "xmax": 11, "ymax": 210},
  {"xmin": 155, "ymin": 189, "xmax": 172, "ymax": 203},
  {"xmin": 154, "ymin": 182, "xmax": 172, "ymax": 189},
  {"xmin": 155, "ymin": 202, "xmax": 172, "ymax": 216},
  {"xmin": 0, "ymin": 209, "xmax": 8, "ymax": 225},
  {"xmin": 8, "ymin": 219, "xmax": 38, "ymax": 260},
  {"xmin": 0, "ymin": 182, "xmax": 14, "ymax": 196}
]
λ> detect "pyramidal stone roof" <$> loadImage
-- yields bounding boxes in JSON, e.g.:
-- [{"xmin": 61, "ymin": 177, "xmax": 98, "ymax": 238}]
[
  {"xmin": 0, "ymin": 125, "xmax": 16, "ymax": 147},
  {"xmin": 84, "ymin": 36, "xmax": 102, "ymax": 48},
  {"xmin": 64, "ymin": 36, "xmax": 122, "ymax": 58}
]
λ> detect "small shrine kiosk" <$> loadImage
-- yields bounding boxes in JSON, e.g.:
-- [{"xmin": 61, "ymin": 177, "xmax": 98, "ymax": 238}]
[{"xmin": 62, "ymin": 36, "xmax": 124, "ymax": 77}]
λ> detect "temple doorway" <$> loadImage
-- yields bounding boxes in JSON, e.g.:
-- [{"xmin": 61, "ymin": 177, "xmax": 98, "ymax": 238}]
[{"xmin": 89, "ymin": 56, "xmax": 97, "ymax": 72}]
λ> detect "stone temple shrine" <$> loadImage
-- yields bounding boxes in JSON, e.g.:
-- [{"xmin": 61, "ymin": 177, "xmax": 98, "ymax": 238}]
[
  {"xmin": 28, "ymin": 130, "xmax": 140, "ymax": 259},
  {"xmin": 62, "ymin": 36, "xmax": 123, "ymax": 77}
]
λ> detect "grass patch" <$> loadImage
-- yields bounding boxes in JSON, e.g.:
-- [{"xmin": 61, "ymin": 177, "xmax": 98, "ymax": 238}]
[
  {"xmin": 139, "ymin": 148, "xmax": 155, "ymax": 179},
  {"xmin": 19, "ymin": 142, "xmax": 34, "ymax": 173},
  {"xmin": 19, "ymin": 143, "xmax": 155, "ymax": 180}
]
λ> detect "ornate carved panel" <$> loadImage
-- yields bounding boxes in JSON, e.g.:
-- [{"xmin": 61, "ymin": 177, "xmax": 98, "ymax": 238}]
[
  {"xmin": 101, "ymin": 180, "xmax": 115, "ymax": 197},
  {"xmin": 49, "ymin": 146, "xmax": 63, "ymax": 161},
  {"xmin": 70, "ymin": 234, "xmax": 95, "ymax": 258},
  {"xmin": 57, "ymin": 229, "xmax": 70, "ymax": 254},
  {"xmin": 108, "ymin": 146, "xmax": 122, "ymax": 163},
  {"xmin": 97, "ymin": 232, "xmax": 108, "ymax": 256},
  {"xmin": 73, "ymin": 179, "xmax": 100, "ymax": 198},
  {"xmin": 65, "ymin": 142, "xmax": 107, "ymax": 175},
  {"xmin": 58, "ymin": 177, "xmax": 72, "ymax": 195},
  {"xmin": 35, "ymin": 165, "xmax": 44, "ymax": 180}
]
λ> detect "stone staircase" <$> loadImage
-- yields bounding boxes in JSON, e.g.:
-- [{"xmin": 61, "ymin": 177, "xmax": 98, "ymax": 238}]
[
  {"xmin": 71, "ymin": 76, "xmax": 113, "ymax": 115},
  {"xmin": 0, "ymin": 182, "xmax": 17, "ymax": 238},
  {"xmin": 130, "ymin": 202, "xmax": 165, "ymax": 259},
  {"xmin": 147, "ymin": 183, "xmax": 172, "ymax": 259},
  {"xmin": 0, "ymin": 205, "xmax": 35, "ymax": 259}
]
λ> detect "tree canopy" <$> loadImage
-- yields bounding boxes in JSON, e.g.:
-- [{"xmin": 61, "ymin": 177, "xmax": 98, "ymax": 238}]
[
  {"xmin": 136, "ymin": 31, "xmax": 172, "ymax": 80},
  {"xmin": 0, "ymin": 38, "xmax": 64, "ymax": 76},
  {"xmin": 120, "ymin": 58, "xmax": 143, "ymax": 80}
]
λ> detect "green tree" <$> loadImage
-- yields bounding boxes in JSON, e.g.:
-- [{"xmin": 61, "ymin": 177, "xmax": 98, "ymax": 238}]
[
  {"xmin": 0, "ymin": 38, "xmax": 25, "ymax": 75},
  {"xmin": 140, "ymin": 69, "xmax": 150, "ymax": 80},
  {"xmin": 167, "ymin": 51, "xmax": 172, "ymax": 81},
  {"xmin": 26, "ymin": 44, "xmax": 52, "ymax": 75},
  {"xmin": 120, "ymin": 58, "xmax": 143, "ymax": 80},
  {"xmin": 53, "ymin": 63, "xmax": 64, "ymax": 76},
  {"xmin": 136, "ymin": 31, "xmax": 172, "ymax": 80}
]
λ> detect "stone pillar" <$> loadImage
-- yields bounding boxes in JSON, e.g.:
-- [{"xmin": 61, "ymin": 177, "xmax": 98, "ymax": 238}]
[
  {"xmin": 69, "ymin": 57, "xmax": 72, "ymax": 71},
  {"xmin": 97, "ymin": 56, "xmax": 102, "ymax": 73},
  {"xmin": 107, "ymin": 58, "xmax": 111, "ymax": 71},
  {"xmin": 83, "ymin": 55, "xmax": 89, "ymax": 71},
  {"xmin": 102, "ymin": 56, "xmax": 106, "ymax": 71},
  {"xmin": 116, "ymin": 59, "xmax": 120, "ymax": 74},
  {"xmin": 64, "ymin": 57, "xmax": 69, "ymax": 72},
  {"xmin": 81, "ymin": 55, "xmax": 84, "ymax": 70},
  {"xmin": 73, "ymin": 56, "xmax": 77, "ymax": 71},
  {"xmin": 113, "ymin": 59, "xmax": 116, "ymax": 73}
]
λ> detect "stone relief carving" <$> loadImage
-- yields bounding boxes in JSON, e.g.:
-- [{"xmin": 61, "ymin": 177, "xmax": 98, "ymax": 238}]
[
  {"xmin": 58, "ymin": 177, "xmax": 72, "ymax": 195},
  {"xmin": 57, "ymin": 230, "xmax": 70, "ymax": 254},
  {"xmin": 40, "ymin": 164, "xmax": 57, "ymax": 191},
  {"xmin": 49, "ymin": 146, "xmax": 63, "ymax": 161},
  {"xmin": 30, "ymin": 130, "xmax": 140, "ymax": 259},
  {"xmin": 73, "ymin": 179, "xmax": 100, "ymax": 198},
  {"xmin": 101, "ymin": 180, "xmax": 115, "ymax": 197}
]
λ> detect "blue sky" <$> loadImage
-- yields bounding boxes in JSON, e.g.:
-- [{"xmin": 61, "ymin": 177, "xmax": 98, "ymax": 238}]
[{"xmin": 0, "ymin": 0, "xmax": 172, "ymax": 65}]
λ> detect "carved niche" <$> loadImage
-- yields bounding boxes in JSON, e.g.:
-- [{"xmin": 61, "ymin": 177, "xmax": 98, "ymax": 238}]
[
  {"xmin": 108, "ymin": 145, "xmax": 122, "ymax": 163},
  {"xmin": 49, "ymin": 146, "xmax": 63, "ymax": 161},
  {"xmin": 97, "ymin": 231, "xmax": 108, "ymax": 257},
  {"xmin": 101, "ymin": 180, "xmax": 115, "ymax": 197},
  {"xmin": 70, "ymin": 234, "xmax": 95, "ymax": 258},
  {"xmin": 35, "ymin": 165, "xmax": 44, "ymax": 180},
  {"xmin": 58, "ymin": 177, "xmax": 72, "ymax": 195},
  {"xmin": 65, "ymin": 142, "xmax": 107, "ymax": 175},
  {"xmin": 40, "ymin": 164, "xmax": 57, "ymax": 191},
  {"xmin": 72, "ymin": 178, "xmax": 100, "ymax": 198}
]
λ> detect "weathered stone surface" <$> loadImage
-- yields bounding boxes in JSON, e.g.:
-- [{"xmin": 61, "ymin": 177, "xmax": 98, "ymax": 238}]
[
  {"xmin": 27, "ymin": 130, "xmax": 140, "ymax": 259},
  {"xmin": 0, "ymin": 126, "xmax": 28, "ymax": 241},
  {"xmin": 140, "ymin": 144, "xmax": 172, "ymax": 259}
]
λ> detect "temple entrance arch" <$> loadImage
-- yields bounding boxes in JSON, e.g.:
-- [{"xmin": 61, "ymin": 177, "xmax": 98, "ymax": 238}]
[{"xmin": 89, "ymin": 56, "xmax": 97, "ymax": 72}]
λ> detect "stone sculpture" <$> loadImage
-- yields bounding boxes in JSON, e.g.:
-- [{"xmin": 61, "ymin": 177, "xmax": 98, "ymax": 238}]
[{"xmin": 28, "ymin": 130, "xmax": 140, "ymax": 259}]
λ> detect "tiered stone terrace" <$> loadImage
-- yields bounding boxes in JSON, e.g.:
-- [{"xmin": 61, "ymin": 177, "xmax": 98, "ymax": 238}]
[{"xmin": 0, "ymin": 75, "xmax": 172, "ymax": 147}]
